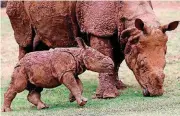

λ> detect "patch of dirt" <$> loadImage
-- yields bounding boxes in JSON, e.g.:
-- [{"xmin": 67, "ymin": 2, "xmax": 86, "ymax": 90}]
[
  {"xmin": 167, "ymin": 55, "xmax": 180, "ymax": 62},
  {"xmin": 152, "ymin": 1, "xmax": 180, "ymax": 10},
  {"xmin": 1, "ymin": 8, "xmax": 7, "ymax": 17}
]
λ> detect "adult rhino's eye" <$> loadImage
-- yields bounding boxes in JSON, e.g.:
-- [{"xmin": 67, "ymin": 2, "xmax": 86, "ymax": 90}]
[
  {"xmin": 138, "ymin": 56, "xmax": 147, "ymax": 67},
  {"xmin": 140, "ymin": 60, "xmax": 145, "ymax": 66},
  {"xmin": 130, "ymin": 38, "xmax": 139, "ymax": 44}
]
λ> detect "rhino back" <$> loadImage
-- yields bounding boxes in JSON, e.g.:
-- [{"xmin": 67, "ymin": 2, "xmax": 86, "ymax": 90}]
[
  {"xmin": 76, "ymin": 1, "xmax": 117, "ymax": 37},
  {"xmin": 20, "ymin": 50, "xmax": 76, "ymax": 88},
  {"xmin": 24, "ymin": 1, "xmax": 78, "ymax": 47},
  {"xmin": 121, "ymin": 1, "xmax": 160, "ymax": 28}
]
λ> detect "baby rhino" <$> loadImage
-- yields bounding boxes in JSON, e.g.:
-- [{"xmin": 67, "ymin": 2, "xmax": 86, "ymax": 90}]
[{"xmin": 2, "ymin": 37, "xmax": 114, "ymax": 112}]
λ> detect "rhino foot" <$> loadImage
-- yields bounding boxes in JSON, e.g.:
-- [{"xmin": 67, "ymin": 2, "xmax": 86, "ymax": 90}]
[
  {"xmin": 116, "ymin": 80, "xmax": 127, "ymax": 90},
  {"xmin": 37, "ymin": 103, "xmax": 49, "ymax": 110},
  {"xmin": 1, "ymin": 107, "xmax": 12, "ymax": 112},
  {"xmin": 92, "ymin": 86, "xmax": 120, "ymax": 99},
  {"xmin": 78, "ymin": 97, "xmax": 88, "ymax": 106}
]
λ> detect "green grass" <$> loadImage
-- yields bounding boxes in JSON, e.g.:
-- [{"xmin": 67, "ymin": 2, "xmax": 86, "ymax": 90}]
[
  {"xmin": 1, "ymin": 2, "xmax": 180, "ymax": 116},
  {"xmin": 1, "ymin": 79, "xmax": 180, "ymax": 116}
]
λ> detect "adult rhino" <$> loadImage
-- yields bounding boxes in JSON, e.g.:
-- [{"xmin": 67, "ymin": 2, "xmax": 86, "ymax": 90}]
[{"xmin": 6, "ymin": 1, "xmax": 179, "ymax": 98}]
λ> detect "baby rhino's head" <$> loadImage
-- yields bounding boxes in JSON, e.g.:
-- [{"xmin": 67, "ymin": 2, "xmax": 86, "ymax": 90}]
[{"xmin": 76, "ymin": 37, "xmax": 114, "ymax": 73}]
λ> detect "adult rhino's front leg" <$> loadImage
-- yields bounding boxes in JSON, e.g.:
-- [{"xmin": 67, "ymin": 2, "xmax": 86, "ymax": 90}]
[{"xmin": 90, "ymin": 35, "xmax": 125, "ymax": 99}]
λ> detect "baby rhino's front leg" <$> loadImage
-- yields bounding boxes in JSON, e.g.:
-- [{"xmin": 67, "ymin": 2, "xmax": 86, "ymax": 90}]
[
  {"xmin": 61, "ymin": 72, "xmax": 87, "ymax": 106},
  {"xmin": 69, "ymin": 77, "xmax": 83, "ymax": 102}
]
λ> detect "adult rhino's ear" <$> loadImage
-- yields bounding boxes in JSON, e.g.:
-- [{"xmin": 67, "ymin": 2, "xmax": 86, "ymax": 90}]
[
  {"xmin": 75, "ymin": 37, "xmax": 87, "ymax": 49},
  {"xmin": 135, "ymin": 19, "xmax": 148, "ymax": 34},
  {"xmin": 120, "ymin": 28, "xmax": 141, "ymax": 53},
  {"xmin": 120, "ymin": 28, "xmax": 136, "ymax": 48},
  {"xmin": 135, "ymin": 19, "xmax": 144, "ymax": 31},
  {"xmin": 161, "ymin": 21, "xmax": 179, "ymax": 33}
]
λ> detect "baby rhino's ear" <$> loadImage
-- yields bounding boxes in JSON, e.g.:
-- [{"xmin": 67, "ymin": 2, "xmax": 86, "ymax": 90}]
[{"xmin": 75, "ymin": 37, "xmax": 87, "ymax": 49}]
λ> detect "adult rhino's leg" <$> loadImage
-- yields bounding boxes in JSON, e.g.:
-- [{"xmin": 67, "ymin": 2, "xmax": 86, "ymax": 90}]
[
  {"xmin": 111, "ymin": 35, "xmax": 127, "ymax": 90},
  {"xmin": 33, "ymin": 34, "xmax": 50, "ymax": 51},
  {"xmin": 90, "ymin": 35, "xmax": 123, "ymax": 99},
  {"xmin": 18, "ymin": 44, "xmax": 33, "ymax": 60},
  {"xmin": 6, "ymin": 1, "xmax": 34, "ymax": 60}
]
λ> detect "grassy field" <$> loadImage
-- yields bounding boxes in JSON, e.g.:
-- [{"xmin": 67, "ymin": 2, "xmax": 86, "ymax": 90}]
[{"xmin": 1, "ymin": 2, "xmax": 180, "ymax": 116}]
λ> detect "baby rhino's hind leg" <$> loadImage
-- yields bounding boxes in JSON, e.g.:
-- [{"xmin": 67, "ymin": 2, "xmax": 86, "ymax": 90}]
[
  {"xmin": 27, "ymin": 83, "xmax": 48, "ymax": 110},
  {"xmin": 61, "ymin": 72, "xmax": 87, "ymax": 106},
  {"xmin": 2, "ymin": 66, "xmax": 27, "ymax": 112}
]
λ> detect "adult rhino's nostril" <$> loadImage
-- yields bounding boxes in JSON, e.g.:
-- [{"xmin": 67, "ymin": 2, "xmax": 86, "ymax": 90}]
[
  {"xmin": 160, "ymin": 73, "xmax": 165, "ymax": 79},
  {"xmin": 156, "ymin": 72, "xmax": 165, "ymax": 84},
  {"xmin": 143, "ymin": 88, "xmax": 150, "ymax": 97}
]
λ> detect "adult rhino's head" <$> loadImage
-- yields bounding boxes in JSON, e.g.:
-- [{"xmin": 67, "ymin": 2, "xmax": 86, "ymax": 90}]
[
  {"xmin": 76, "ymin": 37, "xmax": 114, "ymax": 73},
  {"xmin": 121, "ymin": 19, "xmax": 179, "ymax": 96}
]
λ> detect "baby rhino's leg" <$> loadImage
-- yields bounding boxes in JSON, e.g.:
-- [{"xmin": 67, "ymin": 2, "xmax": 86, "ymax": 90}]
[
  {"xmin": 27, "ymin": 84, "xmax": 48, "ymax": 110},
  {"xmin": 2, "ymin": 66, "xmax": 27, "ymax": 112},
  {"xmin": 61, "ymin": 72, "xmax": 87, "ymax": 106},
  {"xmin": 69, "ymin": 77, "xmax": 83, "ymax": 102}
]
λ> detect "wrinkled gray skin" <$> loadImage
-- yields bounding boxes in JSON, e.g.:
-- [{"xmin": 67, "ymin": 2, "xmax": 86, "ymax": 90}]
[{"xmin": 6, "ymin": 1, "xmax": 179, "ymax": 98}]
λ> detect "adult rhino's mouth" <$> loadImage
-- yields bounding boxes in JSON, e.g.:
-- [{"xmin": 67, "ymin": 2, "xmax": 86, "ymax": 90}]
[
  {"xmin": 143, "ymin": 88, "xmax": 150, "ymax": 97},
  {"xmin": 142, "ymin": 87, "xmax": 164, "ymax": 97},
  {"xmin": 138, "ymin": 71, "xmax": 165, "ymax": 97}
]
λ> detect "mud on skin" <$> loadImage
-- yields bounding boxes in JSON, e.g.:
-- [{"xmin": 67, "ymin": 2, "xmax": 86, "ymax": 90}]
[
  {"xmin": 6, "ymin": 1, "xmax": 179, "ymax": 98},
  {"xmin": 119, "ymin": 1, "xmax": 179, "ymax": 96},
  {"xmin": 1, "ymin": 38, "xmax": 115, "ymax": 112},
  {"xmin": 6, "ymin": 1, "xmax": 126, "ymax": 99},
  {"xmin": 120, "ymin": 18, "xmax": 179, "ymax": 96}
]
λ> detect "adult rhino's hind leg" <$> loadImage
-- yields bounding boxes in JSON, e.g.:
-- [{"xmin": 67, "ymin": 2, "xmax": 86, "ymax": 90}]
[
  {"xmin": 90, "ymin": 35, "xmax": 122, "ymax": 99},
  {"xmin": 6, "ymin": 1, "xmax": 34, "ymax": 60},
  {"xmin": 26, "ymin": 84, "xmax": 48, "ymax": 110},
  {"xmin": 18, "ymin": 44, "xmax": 33, "ymax": 60},
  {"xmin": 33, "ymin": 34, "xmax": 50, "ymax": 51}
]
